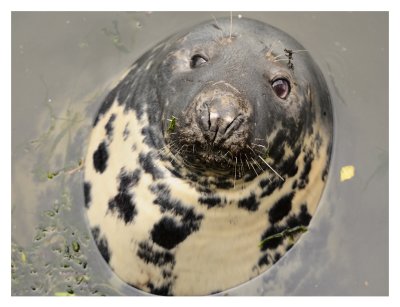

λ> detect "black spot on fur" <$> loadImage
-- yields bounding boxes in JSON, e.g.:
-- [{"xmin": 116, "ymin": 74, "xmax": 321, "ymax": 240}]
[
  {"xmin": 186, "ymin": 172, "xmax": 199, "ymax": 183},
  {"xmin": 268, "ymin": 192, "xmax": 295, "ymax": 224},
  {"xmin": 150, "ymin": 183, "xmax": 203, "ymax": 249},
  {"xmin": 196, "ymin": 186, "xmax": 212, "ymax": 194},
  {"xmin": 258, "ymin": 253, "xmax": 270, "ymax": 267},
  {"xmin": 119, "ymin": 168, "xmax": 141, "ymax": 190},
  {"xmin": 297, "ymin": 179, "xmax": 307, "ymax": 189},
  {"xmin": 108, "ymin": 168, "xmax": 141, "ymax": 224},
  {"xmin": 162, "ymin": 270, "xmax": 172, "ymax": 278},
  {"xmin": 139, "ymin": 152, "xmax": 163, "ymax": 180},
  {"xmin": 123, "ymin": 123, "xmax": 130, "ymax": 141},
  {"xmin": 91, "ymin": 227, "xmax": 111, "ymax": 263},
  {"xmin": 299, "ymin": 151, "xmax": 314, "ymax": 184},
  {"xmin": 287, "ymin": 204, "xmax": 312, "ymax": 228},
  {"xmin": 292, "ymin": 180, "xmax": 298, "ymax": 189},
  {"xmin": 147, "ymin": 282, "xmax": 171, "ymax": 296},
  {"xmin": 215, "ymin": 179, "xmax": 234, "ymax": 189},
  {"xmin": 279, "ymin": 146, "xmax": 301, "ymax": 177},
  {"xmin": 269, "ymin": 131, "xmax": 286, "ymax": 161},
  {"xmin": 83, "ymin": 182, "xmax": 91, "ymax": 208},
  {"xmin": 151, "ymin": 217, "xmax": 189, "ymax": 249},
  {"xmin": 199, "ymin": 195, "xmax": 221, "ymax": 208},
  {"xmin": 105, "ymin": 113, "xmax": 116, "ymax": 138},
  {"xmin": 93, "ymin": 141, "xmax": 109, "ymax": 173},
  {"xmin": 137, "ymin": 241, "xmax": 175, "ymax": 266},
  {"xmin": 260, "ymin": 177, "xmax": 284, "ymax": 198},
  {"xmin": 238, "ymin": 193, "xmax": 260, "ymax": 211},
  {"xmin": 108, "ymin": 192, "xmax": 137, "ymax": 224},
  {"xmin": 274, "ymin": 252, "xmax": 281, "ymax": 262},
  {"xmin": 244, "ymin": 173, "xmax": 257, "ymax": 182},
  {"xmin": 169, "ymin": 168, "xmax": 183, "ymax": 179}
]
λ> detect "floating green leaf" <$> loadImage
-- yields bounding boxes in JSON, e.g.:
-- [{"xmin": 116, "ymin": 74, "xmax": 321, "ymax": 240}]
[{"xmin": 47, "ymin": 171, "xmax": 59, "ymax": 180}]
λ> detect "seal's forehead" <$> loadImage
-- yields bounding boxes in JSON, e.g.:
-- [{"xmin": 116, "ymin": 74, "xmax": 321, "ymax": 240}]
[{"xmin": 172, "ymin": 18, "xmax": 305, "ymax": 52}]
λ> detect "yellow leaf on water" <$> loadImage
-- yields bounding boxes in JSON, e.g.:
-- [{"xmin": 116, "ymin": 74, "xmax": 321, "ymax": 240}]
[
  {"xmin": 54, "ymin": 292, "xmax": 75, "ymax": 296},
  {"xmin": 340, "ymin": 165, "xmax": 355, "ymax": 182}
]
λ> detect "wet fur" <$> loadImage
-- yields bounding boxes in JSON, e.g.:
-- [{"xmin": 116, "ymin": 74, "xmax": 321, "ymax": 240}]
[{"xmin": 84, "ymin": 18, "xmax": 333, "ymax": 295}]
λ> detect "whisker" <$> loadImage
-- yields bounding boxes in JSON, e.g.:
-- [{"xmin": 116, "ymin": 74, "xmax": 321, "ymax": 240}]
[
  {"xmin": 252, "ymin": 143, "xmax": 267, "ymax": 150},
  {"xmin": 211, "ymin": 15, "xmax": 223, "ymax": 32},
  {"xmin": 258, "ymin": 155, "xmax": 285, "ymax": 181},
  {"xmin": 176, "ymin": 144, "xmax": 188, "ymax": 154},
  {"xmin": 234, "ymin": 156, "xmax": 237, "ymax": 188},
  {"xmin": 229, "ymin": 11, "xmax": 233, "ymax": 39},
  {"xmin": 251, "ymin": 157, "xmax": 264, "ymax": 173},
  {"xmin": 223, "ymin": 151, "xmax": 230, "ymax": 158},
  {"xmin": 249, "ymin": 161, "xmax": 259, "ymax": 176},
  {"xmin": 244, "ymin": 153, "xmax": 251, "ymax": 170},
  {"xmin": 272, "ymin": 54, "xmax": 288, "ymax": 61},
  {"xmin": 266, "ymin": 40, "xmax": 281, "ymax": 58},
  {"xmin": 240, "ymin": 154, "xmax": 244, "ymax": 179}
]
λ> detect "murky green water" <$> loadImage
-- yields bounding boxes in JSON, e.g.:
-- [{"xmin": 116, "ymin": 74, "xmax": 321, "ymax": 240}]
[{"xmin": 11, "ymin": 12, "xmax": 388, "ymax": 296}]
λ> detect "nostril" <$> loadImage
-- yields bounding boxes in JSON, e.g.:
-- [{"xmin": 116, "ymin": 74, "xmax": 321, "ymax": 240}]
[
  {"xmin": 224, "ymin": 116, "xmax": 237, "ymax": 134},
  {"xmin": 224, "ymin": 114, "xmax": 243, "ymax": 136},
  {"xmin": 198, "ymin": 104, "xmax": 211, "ymax": 131},
  {"xmin": 209, "ymin": 111, "xmax": 220, "ymax": 131}
]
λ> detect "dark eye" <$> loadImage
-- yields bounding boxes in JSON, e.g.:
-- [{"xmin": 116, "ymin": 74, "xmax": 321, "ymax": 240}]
[
  {"xmin": 272, "ymin": 78, "xmax": 291, "ymax": 99},
  {"xmin": 190, "ymin": 54, "xmax": 208, "ymax": 68}
]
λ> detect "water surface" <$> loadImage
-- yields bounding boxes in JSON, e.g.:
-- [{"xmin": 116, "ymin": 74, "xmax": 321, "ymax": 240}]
[{"xmin": 11, "ymin": 12, "xmax": 388, "ymax": 296}]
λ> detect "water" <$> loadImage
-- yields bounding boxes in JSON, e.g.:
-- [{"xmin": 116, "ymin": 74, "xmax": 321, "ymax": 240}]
[{"xmin": 11, "ymin": 12, "xmax": 388, "ymax": 296}]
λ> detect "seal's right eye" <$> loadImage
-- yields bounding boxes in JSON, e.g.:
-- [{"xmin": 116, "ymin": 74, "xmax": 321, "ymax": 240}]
[{"xmin": 190, "ymin": 54, "xmax": 208, "ymax": 68}]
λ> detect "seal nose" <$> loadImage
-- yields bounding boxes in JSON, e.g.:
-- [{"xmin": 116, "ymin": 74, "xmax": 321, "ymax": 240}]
[{"xmin": 197, "ymin": 97, "xmax": 242, "ymax": 144}]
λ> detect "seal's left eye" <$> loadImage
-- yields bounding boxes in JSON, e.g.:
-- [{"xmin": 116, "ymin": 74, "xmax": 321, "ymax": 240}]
[
  {"xmin": 190, "ymin": 54, "xmax": 208, "ymax": 68},
  {"xmin": 272, "ymin": 78, "xmax": 291, "ymax": 99}
]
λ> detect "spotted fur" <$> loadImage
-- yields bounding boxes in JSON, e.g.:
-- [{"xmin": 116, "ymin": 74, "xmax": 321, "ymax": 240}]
[{"xmin": 84, "ymin": 18, "xmax": 333, "ymax": 295}]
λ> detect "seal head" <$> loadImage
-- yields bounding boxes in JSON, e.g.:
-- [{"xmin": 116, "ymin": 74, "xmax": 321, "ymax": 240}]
[{"xmin": 84, "ymin": 17, "xmax": 333, "ymax": 295}]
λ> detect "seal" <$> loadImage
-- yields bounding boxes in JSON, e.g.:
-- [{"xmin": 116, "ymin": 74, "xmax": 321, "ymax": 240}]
[{"xmin": 83, "ymin": 17, "xmax": 333, "ymax": 295}]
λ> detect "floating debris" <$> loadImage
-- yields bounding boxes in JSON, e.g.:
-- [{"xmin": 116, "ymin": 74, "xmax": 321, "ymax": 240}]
[
  {"xmin": 340, "ymin": 165, "xmax": 355, "ymax": 182},
  {"xmin": 54, "ymin": 291, "xmax": 75, "ymax": 296}
]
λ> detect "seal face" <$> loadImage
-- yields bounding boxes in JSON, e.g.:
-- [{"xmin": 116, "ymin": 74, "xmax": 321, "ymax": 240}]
[{"xmin": 84, "ymin": 18, "xmax": 333, "ymax": 295}]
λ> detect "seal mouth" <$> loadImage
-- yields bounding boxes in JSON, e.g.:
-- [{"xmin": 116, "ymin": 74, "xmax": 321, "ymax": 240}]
[{"xmin": 163, "ymin": 139, "xmax": 280, "ymax": 182}]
